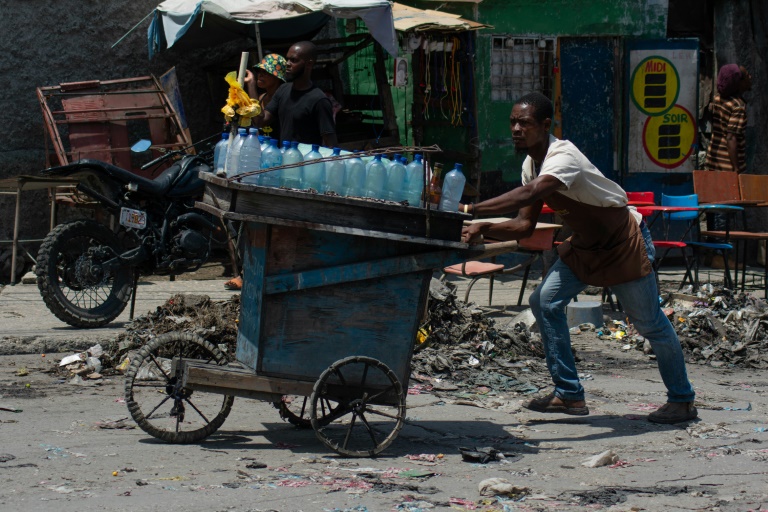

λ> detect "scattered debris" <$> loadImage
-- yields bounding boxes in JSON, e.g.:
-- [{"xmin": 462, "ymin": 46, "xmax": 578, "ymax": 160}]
[
  {"xmin": 477, "ymin": 477, "xmax": 529, "ymax": 497},
  {"xmin": 581, "ymin": 450, "xmax": 619, "ymax": 468},
  {"xmin": 459, "ymin": 447, "xmax": 521, "ymax": 464}
]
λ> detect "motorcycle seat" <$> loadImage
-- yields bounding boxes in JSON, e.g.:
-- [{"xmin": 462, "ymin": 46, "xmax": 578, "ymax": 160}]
[{"xmin": 45, "ymin": 159, "xmax": 183, "ymax": 197}]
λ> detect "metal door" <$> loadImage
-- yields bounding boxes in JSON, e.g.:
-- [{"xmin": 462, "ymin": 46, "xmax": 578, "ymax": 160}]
[{"xmin": 559, "ymin": 38, "xmax": 618, "ymax": 181}]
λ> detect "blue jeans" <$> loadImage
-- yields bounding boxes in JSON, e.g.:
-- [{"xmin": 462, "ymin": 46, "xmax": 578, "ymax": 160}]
[{"xmin": 529, "ymin": 223, "xmax": 695, "ymax": 403}]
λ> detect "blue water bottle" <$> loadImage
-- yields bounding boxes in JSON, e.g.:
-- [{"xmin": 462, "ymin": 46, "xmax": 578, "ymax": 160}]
[
  {"xmin": 343, "ymin": 151, "xmax": 366, "ymax": 197},
  {"xmin": 404, "ymin": 154, "xmax": 425, "ymax": 207},
  {"xmin": 259, "ymin": 138, "xmax": 283, "ymax": 187},
  {"xmin": 214, "ymin": 132, "xmax": 229, "ymax": 176},
  {"xmin": 302, "ymin": 144, "xmax": 326, "ymax": 191},
  {"xmin": 282, "ymin": 141, "xmax": 304, "ymax": 189},
  {"xmin": 325, "ymin": 147, "xmax": 345, "ymax": 194},
  {"xmin": 438, "ymin": 163, "xmax": 466, "ymax": 211},
  {"xmin": 364, "ymin": 155, "xmax": 387, "ymax": 199}
]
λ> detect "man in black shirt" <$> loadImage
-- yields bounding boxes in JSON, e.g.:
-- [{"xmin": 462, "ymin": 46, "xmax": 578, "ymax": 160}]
[{"xmin": 257, "ymin": 41, "xmax": 337, "ymax": 147}]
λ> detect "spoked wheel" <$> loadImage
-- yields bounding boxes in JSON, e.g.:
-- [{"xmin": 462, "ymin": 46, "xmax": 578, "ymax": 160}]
[
  {"xmin": 125, "ymin": 332, "xmax": 234, "ymax": 443},
  {"xmin": 274, "ymin": 395, "xmax": 341, "ymax": 429},
  {"xmin": 310, "ymin": 356, "xmax": 406, "ymax": 457},
  {"xmin": 36, "ymin": 220, "xmax": 133, "ymax": 327}
]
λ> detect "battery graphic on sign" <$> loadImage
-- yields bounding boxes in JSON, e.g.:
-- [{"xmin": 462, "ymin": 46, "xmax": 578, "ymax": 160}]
[{"xmin": 642, "ymin": 105, "xmax": 695, "ymax": 169}]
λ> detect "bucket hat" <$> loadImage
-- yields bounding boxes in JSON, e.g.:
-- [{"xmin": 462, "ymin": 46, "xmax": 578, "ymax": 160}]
[{"xmin": 255, "ymin": 54, "xmax": 287, "ymax": 82}]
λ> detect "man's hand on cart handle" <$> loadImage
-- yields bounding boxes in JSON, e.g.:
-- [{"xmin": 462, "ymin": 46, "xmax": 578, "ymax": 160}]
[{"xmin": 462, "ymin": 222, "xmax": 491, "ymax": 245}]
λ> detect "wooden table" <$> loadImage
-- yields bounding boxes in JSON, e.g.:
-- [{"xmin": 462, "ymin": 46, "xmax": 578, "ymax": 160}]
[{"xmin": 0, "ymin": 175, "xmax": 80, "ymax": 284}]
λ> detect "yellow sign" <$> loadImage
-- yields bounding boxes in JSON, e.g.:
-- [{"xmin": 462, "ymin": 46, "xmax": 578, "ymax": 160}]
[
  {"xmin": 630, "ymin": 56, "xmax": 680, "ymax": 116},
  {"xmin": 642, "ymin": 105, "xmax": 695, "ymax": 169}
]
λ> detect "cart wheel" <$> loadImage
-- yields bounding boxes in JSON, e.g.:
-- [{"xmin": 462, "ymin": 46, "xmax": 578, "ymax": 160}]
[
  {"xmin": 124, "ymin": 332, "xmax": 234, "ymax": 444},
  {"xmin": 273, "ymin": 395, "xmax": 341, "ymax": 429},
  {"xmin": 310, "ymin": 356, "xmax": 406, "ymax": 457}
]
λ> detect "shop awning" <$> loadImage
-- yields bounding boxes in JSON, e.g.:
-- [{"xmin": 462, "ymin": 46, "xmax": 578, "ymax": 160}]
[
  {"xmin": 147, "ymin": 0, "xmax": 397, "ymax": 58},
  {"xmin": 392, "ymin": 2, "xmax": 491, "ymax": 33}
]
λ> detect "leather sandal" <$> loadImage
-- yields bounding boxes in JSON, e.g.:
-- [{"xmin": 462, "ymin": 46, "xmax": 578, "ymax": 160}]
[
  {"xmin": 524, "ymin": 392, "xmax": 589, "ymax": 416},
  {"xmin": 647, "ymin": 402, "xmax": 698, "ymax": 424},
  {"xmin": 224, "ymin": 276, "xmax": 242, "ymax": 290}
]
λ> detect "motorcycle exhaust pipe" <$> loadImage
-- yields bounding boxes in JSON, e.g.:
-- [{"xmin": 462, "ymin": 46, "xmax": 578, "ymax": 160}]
[{"xmin": 174, "ymin": 212, "xmax": 218, "ymax": 232}]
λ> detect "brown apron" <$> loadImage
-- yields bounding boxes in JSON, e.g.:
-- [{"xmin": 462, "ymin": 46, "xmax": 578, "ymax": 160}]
[{"xmin": 547, "ymin": 192, "xmax": 652, "ymax": 287}]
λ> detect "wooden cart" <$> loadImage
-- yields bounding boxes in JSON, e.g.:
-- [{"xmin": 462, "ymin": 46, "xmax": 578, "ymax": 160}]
[{"xmin": 124, "ymin": 174, "xmax": 519, "ymax": 456}]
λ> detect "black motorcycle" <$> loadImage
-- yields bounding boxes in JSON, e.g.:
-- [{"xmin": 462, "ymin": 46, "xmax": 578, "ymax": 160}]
[{"xmin": 36, "ymin": 138, "xmax": 225, "ymax": 328}]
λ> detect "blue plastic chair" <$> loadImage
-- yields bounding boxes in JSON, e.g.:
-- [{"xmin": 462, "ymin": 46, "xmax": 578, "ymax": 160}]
[{"xmin": 661, "ymin": 194, "xmax": 734, "ymax": 289}]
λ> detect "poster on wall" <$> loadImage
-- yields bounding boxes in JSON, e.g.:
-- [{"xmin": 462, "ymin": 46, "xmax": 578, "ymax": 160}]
[{"xmin": 625, "ymin": 39, "xmax": 699, "ymax": 173}]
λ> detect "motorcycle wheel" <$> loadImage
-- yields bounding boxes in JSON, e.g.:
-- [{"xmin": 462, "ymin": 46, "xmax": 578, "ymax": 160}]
[{"xmin": 36, "ymin": 220, "xmax": 134, "ymax": 328}]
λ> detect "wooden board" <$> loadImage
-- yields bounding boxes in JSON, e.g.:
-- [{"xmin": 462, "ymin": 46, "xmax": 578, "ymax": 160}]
[
  {"xmin": 692, "ymin": 170, "xmax": 741, "ymax": 204},
  {"xmin": 199, "ymin": 172, "xmax": 466, "ymax": 243},
  {"xmin": 235, "ymin": 223, "xmax": 433, "ymax": 388}
]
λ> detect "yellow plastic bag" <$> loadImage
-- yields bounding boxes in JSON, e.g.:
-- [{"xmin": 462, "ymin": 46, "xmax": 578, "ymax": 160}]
[{"xmin": 222, "ymin": 71, "xmax": 262, "ymax": 127}]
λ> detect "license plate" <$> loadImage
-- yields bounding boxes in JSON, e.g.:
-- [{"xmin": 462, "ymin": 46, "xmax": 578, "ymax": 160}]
[{"xmin": 119, "ymin": 207, "xmax": 147, "ymax": 229}]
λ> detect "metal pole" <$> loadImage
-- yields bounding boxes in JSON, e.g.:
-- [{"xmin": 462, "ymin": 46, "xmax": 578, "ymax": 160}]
[
  {"xmin": 255, "ymin": 24, "xmax": 264, "ymax": 60},
  {"xmin": 11, "ymin": 180, "xmax": 22, "ymax": 284}
]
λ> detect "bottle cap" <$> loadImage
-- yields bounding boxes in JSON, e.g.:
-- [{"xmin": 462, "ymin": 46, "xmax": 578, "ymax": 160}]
[
  {"xmin": 312, "ymin": 144, "xmax": 320, "ymax": 151},
  {"xmin": 222, "ymin": 132, "xmax": 229, "ymax": 139},
  {"xmin": 238, "ymin": 128, "xmax": 247, "ymax": 134},
  {"xmin": 455, "ymin": 163, "xmax": 463, "ymax": 171},
  {"xmin": 292, "ymin": 141, "xmax": 299, "ymax": 148}
]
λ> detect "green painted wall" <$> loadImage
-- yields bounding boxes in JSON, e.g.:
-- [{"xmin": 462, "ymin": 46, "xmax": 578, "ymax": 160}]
[{"xmin": 404, "ymin": 0, "xmax": 669, "ymax": 184}]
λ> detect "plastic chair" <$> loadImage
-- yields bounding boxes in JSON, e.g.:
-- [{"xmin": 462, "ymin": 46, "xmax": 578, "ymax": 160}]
[
  {"xmin": 441, "ymin": 253, "xmax": 539, "ymax": 306},
  {"xmin": 661, "ymin": 193, "xmax": 734, "ymax": 289},
  {"xmin": 626, "ymin": 191, "xmax": 655, "ymax": 205}
]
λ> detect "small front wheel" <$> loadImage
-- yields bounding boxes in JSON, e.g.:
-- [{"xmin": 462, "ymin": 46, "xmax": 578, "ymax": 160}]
[
  {"xmin": 310, "ymin": 356, "xmax": 406, "ymax": 457},
  {"xmin": 124, "ymin": 332, "xmax": 234, "ymax": 443}
]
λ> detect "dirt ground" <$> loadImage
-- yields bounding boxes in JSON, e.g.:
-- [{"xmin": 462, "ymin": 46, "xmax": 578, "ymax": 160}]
[
  {"xmin": 2, "ymin": 331, "xmax": 768, "ymax": 512},
  {"xmin": 3, "ymin": 262, "xmax": 768, "ymax": 511}
]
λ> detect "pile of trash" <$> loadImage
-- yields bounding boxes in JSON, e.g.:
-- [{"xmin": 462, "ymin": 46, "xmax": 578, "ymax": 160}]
[
  {"xmin": 669, "ymin": 288, "xmax": 768, "ymax": 368},
  {"xmin": 410, "ymin": 280, "xmax": 550, "ymax": 394},
  {"xmin": 57, "ymin": 343, "xmax": 107, "ymax": 382},
  {"xmin": 104, "ymin": 293, "xmax": 240, "ymax": 367},
  {"xmin": 597, "ymin": 284, "xmax": 768, "ymax": 369}
]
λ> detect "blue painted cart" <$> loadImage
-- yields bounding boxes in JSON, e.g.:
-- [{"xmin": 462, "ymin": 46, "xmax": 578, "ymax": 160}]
[{"xmin": 124, "ymin": 174, "xmax": 519, "ymax": 456}]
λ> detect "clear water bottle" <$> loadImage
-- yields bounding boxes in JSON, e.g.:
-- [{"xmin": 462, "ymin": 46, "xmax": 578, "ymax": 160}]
[
  {"xmin": 225, "ymin": 127, "xmax": 247, "ymax": 178},
  {"xmin": 213, "ymin": 132, "xmax": 229, "ymax": 176},
  {"xmin": 281, "ymin": 141, "xmax": 304, "ymax": 189},
  {"xmin": 343, "ymin": 151, "xmax": 366, "ymax": 197},
  {"xmin": 325, "ymin": 147, "xmax": 345, "ymax": 194},
  {"xmin": 364, "ymin": 155, "xmax": 388, "ymax": 199},
  {"xmin": 237, "ymin": 128, "xmax": 262, "ymax": 185},
  {"xmin": 302, "ymin": 144, "xmax": 326, "ymax": 191},
  {"xmin": 384, "ymin": 156, "xmax": 407, "ymax": 201},
  {"xmin": 386, "ymin": 153, "xmax": 402, "ymax": 169},
  {"xmin": 404, "ymin": 154, "xmax": 425, "ymax": 207},
  {"xmin": 438, "ymin": 163, "xmax": 466, "ymax": 212},
  {"xmin": 259, "ymin": 138, "xmax": 283, "ymax": 187}
]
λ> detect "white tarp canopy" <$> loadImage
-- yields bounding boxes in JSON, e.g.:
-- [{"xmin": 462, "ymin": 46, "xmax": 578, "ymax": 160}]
[{"xmin": 148, "ymin": 0, "xmax": 397, "ymax": 58}]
